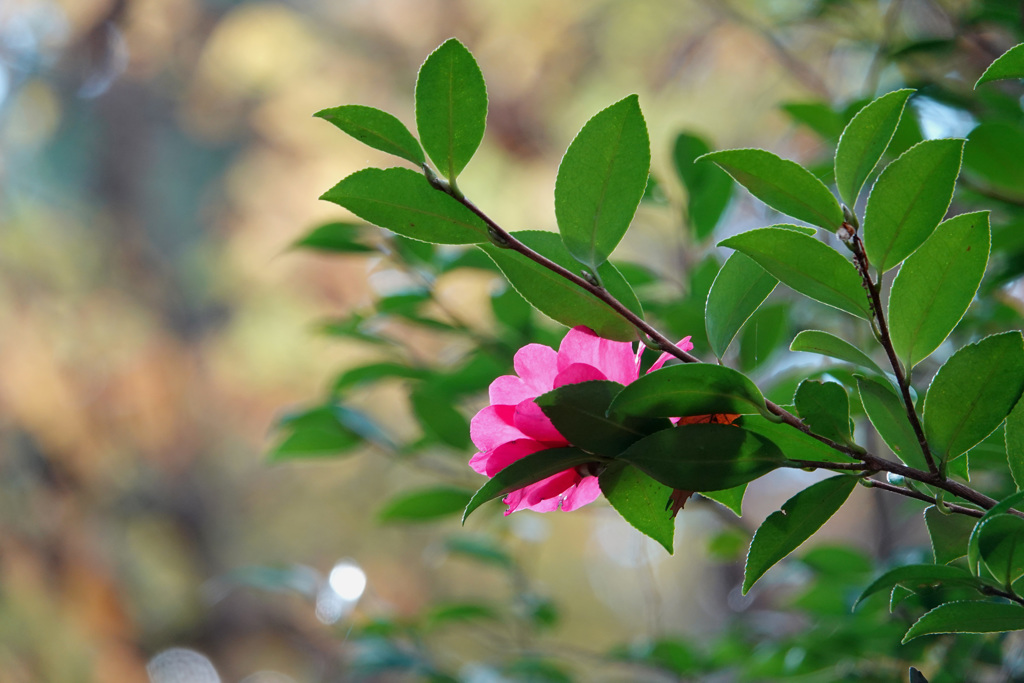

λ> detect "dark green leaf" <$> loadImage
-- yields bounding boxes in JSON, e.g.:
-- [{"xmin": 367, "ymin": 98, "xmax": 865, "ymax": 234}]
[
  {"xmin": 315, "ymin": 105, "xmax": 425, "ymax": 165},
  {"xmin": 536, "ymin": 381, "xmax": 669, "ymax": 458},
  {"xmin": 673, "ymin": 132, "xmax": 733, "ymax": 238},
  {"xmin": 889, "ymin": 212, "xmax": 991, "ymax": 369},
  {"xmin": 410, "ymin": 387, "xmax": 471, "ymax": 450},
  {"xmin": 738, "ymin": 303, "xmax": 788, "ymax": 372},
  {"xmin": 858, "ymin": 376, "xmax": 927, "ymax": 470},
  {"xmin": 968, "ymin": 490, "xmax": 1024, "ymax": 575},
  {"xmin": 854, "ymin": 564, "xmax": 981, "ymax": 609},
  {"xmin": 292, "ymin": 221, "xmax": 376, "ymax": 253},
  {"xmin": 463, "ymin": 447, "xmax": 596, "ymax": 521},
  {"xmin": 795, "ymin": 380, "xmax": 853, "ymax": 445},
  {"xmin": 321, "ymin": 167, "xmax": 489, "ymax": 244},
  {"xmin": 608, "ymin": 363, "xmax": 769, "ymax": 420},
  {"xmin": 270, "ymin": 406, "xmax": 362, "ymax": 460},
  {"xmin": 555, "ymin": 95, "xmax": 650, "ymax": 271},
  {"xmin": 975, "ymin": 43, "xmax": 1024, "ymax": 87},
  {"xmin": 479, "ymin": 230, "xmax": 642, "ymax": 341},
  {"xmin": 378, "ymin": 486, "xmax": 474, "ymax": 523},
  {"xmin": 977, "ymin": 514, "xmax": 1024, "ymax": 586},
  {"xmin": 1006, "ymin": 397, "xmax": 1024, "ymax": 490},
  {"xmin": 925, "ymin": 505, "xmax": 978, "ymax": 564},
  {"xmin": 743, "ymin": 475, "xmax": 858, "ymax": 593},
  {"xmin": 737, "ymin": 414, "xmax": 856, "ymax": 464},
  {"xmin": 702, "ymin": 484, "xmax": 746, "ymax": 517},
  {"xmin": 963, "ymin": 123, "xmax": 1024, "ymax": 202},
  {"xmin": 718, "ymin": 227, "xmax": 872, "ymax": 319},
  {"xmin": 923, "ymin": 331, "xmax": 1024, "ymax": 462},
  {"xmin": 333, "ymin": 362, "xmax": 427, "ymax": 393},
  {"xmin": 910, "ymin": 667, "xmax": 929, "ymax": 683},
  {"xmin": 834, "ymin": 89, "xmax": 914, "ymax": 207},
  {"xmin": 790, "ymin": 330, "xmax": 885, "ymax": 376},
  {"xmin": 599, "ymin": 463, "xmax": 675, "ymax": 553},
  {"xmin": 903, "ymin": 601, "xmax": 1024, "ymax": 642},
  {"xmin": 618, "ymin": 424, "xmax": 786, "ymax": 492},
  {"xmin": 425, "ymin": 602, "xmax": 499, "ymax": 628},
  {"xmin": 415, "ymin": 38, "xmax": 487, "ymax": 181},
  {"xmin": 862, "ymin": 139, "xmax": 964, "ymax": 273},
  {"xmin": 705, "ymin": 252, "xmax": 778, "ymax": 359},
  {"xmin": 699, "ymin": 149, "xmax": 844, "ymax": 231}
]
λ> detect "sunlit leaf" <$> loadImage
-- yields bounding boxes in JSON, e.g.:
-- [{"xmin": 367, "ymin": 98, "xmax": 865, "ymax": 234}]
[
  {"xmin": 292, "ymin": 221, "xmax": 376, "ymax": 253},
  {"xmin": 834, "ymin": 89, "xmax": 914, "ymax": 207},
  {"xmin": 718, "ymin": 227, "xmax": 872, "ymax": 319},
  {"xmin": 854, "ymin": 564, "xmax": 982, "ymax": 609},
  {"xmin": 599, "ymin": 462, "xmax": 675, "ymax": 553},
  {"xmin": 903, "ymin": 601, "xmax": 1024, "ymax": 642},
  {"xmin": 315, "ymin": 105, "xmax": 425, "ymax": 165},
  {"xmin": 975, "ymin": 43, "xmax": 1024, "ymax": 87},
  {"xmin": 743, "ymin": 475, "xmax": 858, "ymax": 593},
  {"xmin": 790, "ymin": 330, "xmax": 885, "ymax": 376},
  {"xmin": 415, "ymin": 38, "xmax": 487, "ymax": 180},
  {"xmin": 706, "ymin": 251, "xmax": 780, "ymax": 358},
  {"xmin": 795, "ymin": 380, "xmax": 852, "ymax": 445},
  {"xmin": 977, "ymin": 514, "xmax": 1024, "ymax": 586},
  {"xmin": 608, "ymin": 363, "xmax": 769, "ymax": 420},
  {"xmin": 556, "ymin": 95, "xmax": 650, "ymax": 271},
  {"xmin": 968, "ymin": 490, "xmax": 1024, "ymax": 575},
  {"xmin": 1007, "ymin": 398, "xmax": 1024, "ymax": 490}
]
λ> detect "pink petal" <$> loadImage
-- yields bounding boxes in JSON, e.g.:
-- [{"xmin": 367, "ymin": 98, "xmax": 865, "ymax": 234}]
[
  {"xmin": 557, "ymin": 326, "xmax": 637, "ymax": 385},
  {"xmin": 560, "ymin": 475, "xmax": 602, "ymax": 511},
  {"xmin": 488, "ymin": 374, "xmax": 535, "ymax": 406},
  {"xmin": 470, "ymin": 404, "xmax": 523, "ymax": 451},
  {"xmin": 514, "ymin": 470, "xmax": 579, "ymax": 513},
  {"xmin": 553, "ymin": 363, "xmax": 608, "ymax": 387},
  {"xmin": 514, "ymin": 399, "xmax": 566, "ymax": 444},
  {"xmin": 513, "ymin": 344, "xmax": 559, "ymax": 394},
  {"xmin": 643, "ymin": 336, "xmax": 696, "ymax": 374},
  {"xmin": 471, "ymin": 438, "xmax": 547, "ymax": 477}
]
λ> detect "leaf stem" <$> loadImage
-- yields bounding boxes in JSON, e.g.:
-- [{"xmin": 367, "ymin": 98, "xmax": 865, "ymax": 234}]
[{"xmin": 848, "ymin": 231, "xmax": 940, "ymax": 477}]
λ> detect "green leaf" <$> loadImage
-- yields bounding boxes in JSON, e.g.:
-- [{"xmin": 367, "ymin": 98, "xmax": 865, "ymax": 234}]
[
  {"xmin": 854, "ymin": 564, "xmax": 981, "ymax": 609},
  {"xmin": 315, "ymin": 105, "xmax": 425, "ymax": 166},
  {"xmin": 414, "ymin": 38, "xmax": 487, "ymax": 181},
  {"xmin": 964, "ymin": 123, "xmax": 1024, "ymax": 205},
  {"xmin": 479, "ymin": 230, "xmax": 642, "ymax": 341},
  {"xmin": 737, "ymin": 414, "xmax": 857, "ymax": 464},
  {"xmin": 321, "ymin": 167, "xmax": 489, "ymax": 244},
  {"xmin": 1006, "ymin": 397, "xmax": 1024, "ymax": 490},
  {"xmin": 834, "ymin": 89, "xmax": 914, "ymax": 207},
  {"xmin": 790, "ymin": 330, "xmax": 885, "ymax": 376},
  {"xmin": 703, "ymin": 484, "xmax": 747, "ymax": 517},
  {"xmin": 410, "ymin": 387, "xmax": 471, "ymax": 450},
  {"xmin": 673, "ymin": 132, "xmax": 733, "ymax": 239},
  {"xmin": 608, "ymin": 363, "xmax": 769, "ymax": 420},
  {"xmin": 781, "ymin": 101, "xmax": 844, "ymax": 140},
  {"xmin": 444, "ymin": 535, "xmax": 514, "ymax": 568},
  {"xmin": 270, "ymin": 406, "xmax": 362, "ymax": 460},
  {"xmin": 738, "ymin": 303, "xmax": 788, "ymax": 372},
  {"xmin": 862, "ymin": 139, "xmax": 964, "ymax": 273},
  {"xmin": 699, "ymin": 148, "xmax": 844, "ymax": 231},
  {"xmin": 857, "ymin": 376, "xmax": 927, "ymax": 470},
  {"xmin": 292, "ymin": 221, "xmax": 376, "ymax": 253},
  {"xmin": 903, "ymin": 601, "xmax": 1024, "ymax": 642},
  {"xmin": 718, "ymin": 227, "xmax": 872, "ymax": 319},
  {"xmin": 425, "ymin": 602, "xmax": 500, "ymax": 628},
  {"xmin": 743, "ymin": 475, "xmax": 858, "ymax": 593},
  {"xmin": 332, "ymin": 362, "xmax": 427, "ymax": 393},
  {"xmin": 705, "ymin": 252, "xmax": 778, "ymax": 359},
  {"xmin": 888, "ymin": 212, "xmax": 991, "ymax": 369},
  {"xmin": 968, "ymin": 490, "xmax": 1024, "ymax": 575},
  {"xmin": 618, "ymin": 423, "xmax": 785, "ymax": 492},
  {"xmin": 463, "ymin": 447, "xmax": 596, "ymax": 521},
  {"xmin": 975, "ymin": 43, "xmax": 1024, "ymax": 87},
  {"xmin": 535, "ymin": 381, "xmax": 670, "ymax": 458},
  {"xmin": 555, "ymin": 95, "xmax": 650, "ymax": 271},
  {"xmin": 925, "ymin": 505, "xmax": 978, "ymax": 564},
  {"xmin": 378, "ymin": 486, "xmax": 474, "ymax": 523},
  {"xmin": 599, "ymin": 463, "xmax": 675, "ymax": 553},
  {"xmin": 795, "ymin": 380, "xmax": 853, "ymax": 445},
  {"xmin": 923, "ymin": 331, "xmax": 1024, "ymax": 462},
  {"xmin": 977, "ymin": 514, "xmax": 1024, "ymax": 586}
]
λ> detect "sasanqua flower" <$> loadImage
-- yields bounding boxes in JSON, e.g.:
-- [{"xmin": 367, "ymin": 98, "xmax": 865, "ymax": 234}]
[{"xmin": 469, "ymin": 326, "xmax": 694, "ymax": 515}]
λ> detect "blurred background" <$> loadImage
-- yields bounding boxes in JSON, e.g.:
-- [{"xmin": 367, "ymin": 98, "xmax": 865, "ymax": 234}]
[{"xmin": 2, "ymin": 0, "xmax": 1022, "ymax": 681}]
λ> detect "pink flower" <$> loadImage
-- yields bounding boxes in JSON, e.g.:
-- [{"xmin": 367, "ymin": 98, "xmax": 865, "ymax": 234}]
[{"xmin": 469, "ymin": 326, "xmax": 694, "ymax": 515}]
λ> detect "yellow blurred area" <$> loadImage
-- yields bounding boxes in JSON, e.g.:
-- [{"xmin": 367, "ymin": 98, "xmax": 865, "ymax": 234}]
[{"xmin": 0, "ymin": 0, "xmax": 910, "ymax": 680}]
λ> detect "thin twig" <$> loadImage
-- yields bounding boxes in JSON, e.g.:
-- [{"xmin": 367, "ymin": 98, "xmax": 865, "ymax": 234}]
[{"xmin": 863, "ymin": 478, "xmax": 984, "ymax": 519}]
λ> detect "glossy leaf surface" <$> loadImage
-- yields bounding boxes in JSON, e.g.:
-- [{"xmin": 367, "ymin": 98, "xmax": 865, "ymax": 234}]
[
  {"xmin": 977, "ymin": 514, "xmax": 1024, "ymax": 586},
  {"xmin": 700, "ymin": 149, "xmax": 843, "ymax": 231},
  {"xmin": 316, "ymin": 105, "xmax": 425, "ymax": 165},
  {"xmin": 415, "ymin": 38, "xmax": 487, "ymax": 180},
  {"xmin": 555, "ymin": 95, "xmax": 650, "ymax": 271},
  {"xmin": 480, "ymin": 231, "xmax": 642, "ymax": 341},
  {"xmin": 968, "ymin": 490, "xmax": 1024, "ymax": 575},
  {"xmin": 322, "ymin": 167, "xmax": 490, "ymax": 244},
  {"xmin": 862, "ymin": 139, "xmax": 964, "ymax": 273},
  {"xmin": 719, "ymin": 227, "xmax": 871, "ymax": 319},
  {"xmin": 834, "ymin": 89, "xmax": 913, "ymax": 206},
  {"xmin": 889, "ymin": 211, "xmax": 990, "ymax": 369},
  {"xmin": 608, "ymin": 363, "xmax": 768, "ymax": 420},
  {"xmin": 743, "ymin": 475, "xmax": 858, "ymax": 593}
]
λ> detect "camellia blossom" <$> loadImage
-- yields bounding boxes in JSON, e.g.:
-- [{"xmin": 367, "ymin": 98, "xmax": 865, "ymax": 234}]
[{"xmin": 469, "ymin": 326, "xmax": 694, "ymax": 515}]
